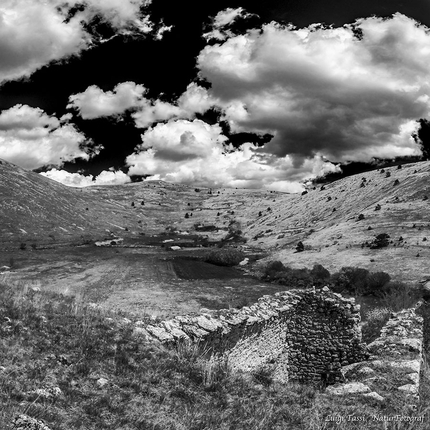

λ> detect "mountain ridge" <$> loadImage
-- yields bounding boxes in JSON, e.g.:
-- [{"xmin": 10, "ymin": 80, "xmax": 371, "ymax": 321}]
[{"xmin": 1, "ymin": 158, "xmax": 429, "ymax": 282}]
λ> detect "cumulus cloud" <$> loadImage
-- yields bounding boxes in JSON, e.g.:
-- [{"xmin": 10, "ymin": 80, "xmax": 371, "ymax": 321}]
[
  {"xmin": 131, "ymin": 83, "xmax": 215, "ymax": 128},
  {"xmin": 203, "ymin": 7, "xmax": 258, "ymax": 41},
  {"xmin": 69, "ymin": 81, "xmax": 215, "ymax": 127},
  {"xmin": 40, "ymin": 168, "xmax": 131, "ymax": 187},
  {"xmin": 126, "ymin": 118, "xmax": 339, "ymax": 192},
  {"xmin": 67, "ymin": 82, "xmax": 147, "ymax": 119},
  {"xmin": 0, "ymin": 0, "xmax": 160, "ymax": 84},
  {"xmin": 197, "ymin": 13, "xmax": 428, "ymax": 164},
  {"xmin": 0, "ymin": 104, "xmax": 98, "ymax": 169}
]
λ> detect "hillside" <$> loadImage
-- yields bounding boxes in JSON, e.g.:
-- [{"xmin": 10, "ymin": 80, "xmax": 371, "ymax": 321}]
[{"xmin": 1, "ymin": 159, "xmax": 430, "ymax": 284}]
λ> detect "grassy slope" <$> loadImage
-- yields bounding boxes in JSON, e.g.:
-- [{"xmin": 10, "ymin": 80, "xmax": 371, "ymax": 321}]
[
  {"xmin": 2, "ymin": 159, "xmax": 429, "ymax": 283},
  {"xmin": 1, "ymin": 283, "xmax": 430, "ymax": 430}
]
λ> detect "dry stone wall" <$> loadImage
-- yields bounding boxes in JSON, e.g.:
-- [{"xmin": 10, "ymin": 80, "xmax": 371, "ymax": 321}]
[
  {"xmin": 133, "ymin": 287, "xmax": 368, "ymax": 383},
  {"xmin": 328, "ymin": 306, "xmax": 424, "ymax": 404}
]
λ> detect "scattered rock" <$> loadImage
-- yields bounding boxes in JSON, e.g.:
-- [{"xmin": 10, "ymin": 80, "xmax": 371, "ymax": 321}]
[
  {"xmin": 96, "ymin": 378, "xmax": 109, "ymax": 388},
  {"xmin": 326, "ymin": 382, "xmax": 371, "ymax": 395},
  {"xmin": 398, "ymin": 384, "xmax": 418, "ymax": 394},
  {"xmin": 362, "ymin": 391, "xmax": 385, "ymax": 402},
  {"xmin": 12, "ymin": 414, "xmax": 52, "ymax": 430}
]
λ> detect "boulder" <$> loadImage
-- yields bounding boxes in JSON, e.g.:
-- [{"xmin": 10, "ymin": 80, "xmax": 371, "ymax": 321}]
[{"xmin": 326, "ymin": 382, "xmax": 371, "ymax": 395}]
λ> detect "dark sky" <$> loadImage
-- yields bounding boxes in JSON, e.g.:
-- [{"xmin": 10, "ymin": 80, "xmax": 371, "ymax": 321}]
[{"xmin": 0, "ymin": 0, "xmax": 429, "ymax": 190}]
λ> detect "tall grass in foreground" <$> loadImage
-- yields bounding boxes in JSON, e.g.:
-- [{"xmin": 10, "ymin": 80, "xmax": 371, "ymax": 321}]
[{"xmin": 1, "ymin": 281, "xmax": 430, "ymax": 429}]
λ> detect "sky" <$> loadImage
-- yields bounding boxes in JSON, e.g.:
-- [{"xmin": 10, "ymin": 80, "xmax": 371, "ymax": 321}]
[{"xmin": 1, "ymin": 0, "xmax": 430, "ymax": 192}]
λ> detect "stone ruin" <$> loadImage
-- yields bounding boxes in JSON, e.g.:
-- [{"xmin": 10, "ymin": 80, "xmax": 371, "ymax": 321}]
[
  {"xmin": 133, "ymin": 287, "xmax": 425, "ymax": 405},
  {"xmin": 134, "ymin": 287, "xmax": 368, "ymax": 384},
  {"xmin": 328, "ymin": 307, "xmax": 424, "ymax": 404}
]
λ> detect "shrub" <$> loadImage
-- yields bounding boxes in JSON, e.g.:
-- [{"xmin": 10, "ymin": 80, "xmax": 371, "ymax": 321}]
[
  {"xmin": 370, "ymin": 233, "xmax": 390, "ymax": 249},
  {"xmin": 204, "ymin": 248, "xmax": 245, "ymax": 267},
  {"xmin": 310, "ymin": 264, "xmax": 331, "ymax": 287},
  {"xmin": 185, "ymin": 213, "xmax": 189, "ymax": 219},
  {"xmin": 275, "ymin": 267, "xmax": 313, "ymax": 288},
  {"xmin": 374, "ymin": 204, "xmax": 381, "ymax": 211},
  {"xmin": 330, "ymin": 267, "xmax": 370, "ymax": 295},
  {"xmin": 295, "ymin": 241, "xmax": 304, "ymax": 253},
  {"xmin": 393, "ymin": 179, "xmax": 400, "ymax": 186},
  {"xmin": 381, "ymin": 282, "xmax": 421, "ymax": 311},
  {"xmin": 263, "ymin": 261, "xmax": 286, "ymax": 279},
  {"xmin": 19, "ymin": 242, "xmax": 27, "ymax": 250},
  {"xmin": 366, "ymin": 271, "xmax": 391, "ymax": 297},
  {"xmin": 358, "ymin": 214, "xmax": 365, "ymax": 221}
]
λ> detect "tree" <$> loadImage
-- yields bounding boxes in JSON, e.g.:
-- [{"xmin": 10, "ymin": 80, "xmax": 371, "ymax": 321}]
[
  {"xmin": 310, "ymin": 264, "xmax": 331, "ymax": 287},
  {"xmin": 295, "ymin": 241, "xmax": 304, "ymax": 252},
  {"xmin": 413, "ymin": 118, "xmax": 430, "ymax": 160}
]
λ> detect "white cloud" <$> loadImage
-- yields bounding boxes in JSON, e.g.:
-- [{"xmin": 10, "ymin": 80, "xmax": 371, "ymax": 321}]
[
  {"xmin": 197, "ymin": 14, "xmax": 429, "ymax": 163},
  {"xmin": 0, "ymin": 104, "xmax": 97, "ymax": 169},
  {"xmin": 0, "ymin": 0, "xmax": 159, "ymax": 84},
  {"xmin": 41, "ymin": 168, "xmax": 131, "ymax": 187},
  {"xmin": 203, "ymin": 7, "xmax": 257, "ymax": 41},
  {"xmin": 155, "ymin": 23, "xmax": 173, "ymax": 40},
  {"xmin": 67, "ymin": 82, "xmax": 147, "ymax": 119},
  {"xmin": 69, "ymin": 81, "xmax": 215, "ymax": 127},
  {"xmin": 125, "ymin": 118, "xmax": 339, "ymax": 192}
]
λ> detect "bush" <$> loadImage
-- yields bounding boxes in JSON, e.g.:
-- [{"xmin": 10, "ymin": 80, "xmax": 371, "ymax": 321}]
[
  {"xmin": 310, "ymin": 264, "xmax": 331, "ymax": 287},
  {"xmin": 295, "ymin": 241, "xmax": 304, "ymax": 252},
  {"xmin": 262, "ymin": 261, "xmax": 316, "ymax": 289},
  {"xmin": 381, "ymin": 282, "xmax": 421, "ymax": 311},
  {"xmin": 263, "ymin": 261, "xmax": 286, "ymax": 278},
  {"xmin": 330, "ymin": 267, "xmax": 370, "ymax": 295},
  {"xmin": 275, "ymin": 267, "xmax": 313, "ymax": 288},
  {"xmin": 370, "ymin": 233, "xmax": 390, "ymax": 249},
  {"xmin": 366, "ymin": 271, "xmax": 391, "ymax": 297},
  {"xmin": 204, "ymin": 248, "xmax": 245, "ymax": 267}
]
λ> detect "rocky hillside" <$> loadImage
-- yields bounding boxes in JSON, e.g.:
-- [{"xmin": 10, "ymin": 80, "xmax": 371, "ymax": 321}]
[{"xmin": 1, "ymin": 158, "xmax": 429, "ymax": 282}]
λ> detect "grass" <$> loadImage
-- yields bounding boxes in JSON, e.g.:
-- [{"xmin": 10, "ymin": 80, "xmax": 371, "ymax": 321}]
[{"xmin": 2, "ymin": 281, "xmax": 430, "ymax": 429}]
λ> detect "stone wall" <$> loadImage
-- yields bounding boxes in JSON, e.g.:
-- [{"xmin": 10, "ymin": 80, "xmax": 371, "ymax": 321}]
[
  {"xmin": 133, "ymin": 287, "xmax": 368, "ymax": 383},
  {"xmin": 328, "ymin": 306, "xmax": 424, "ymax": 404}
]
